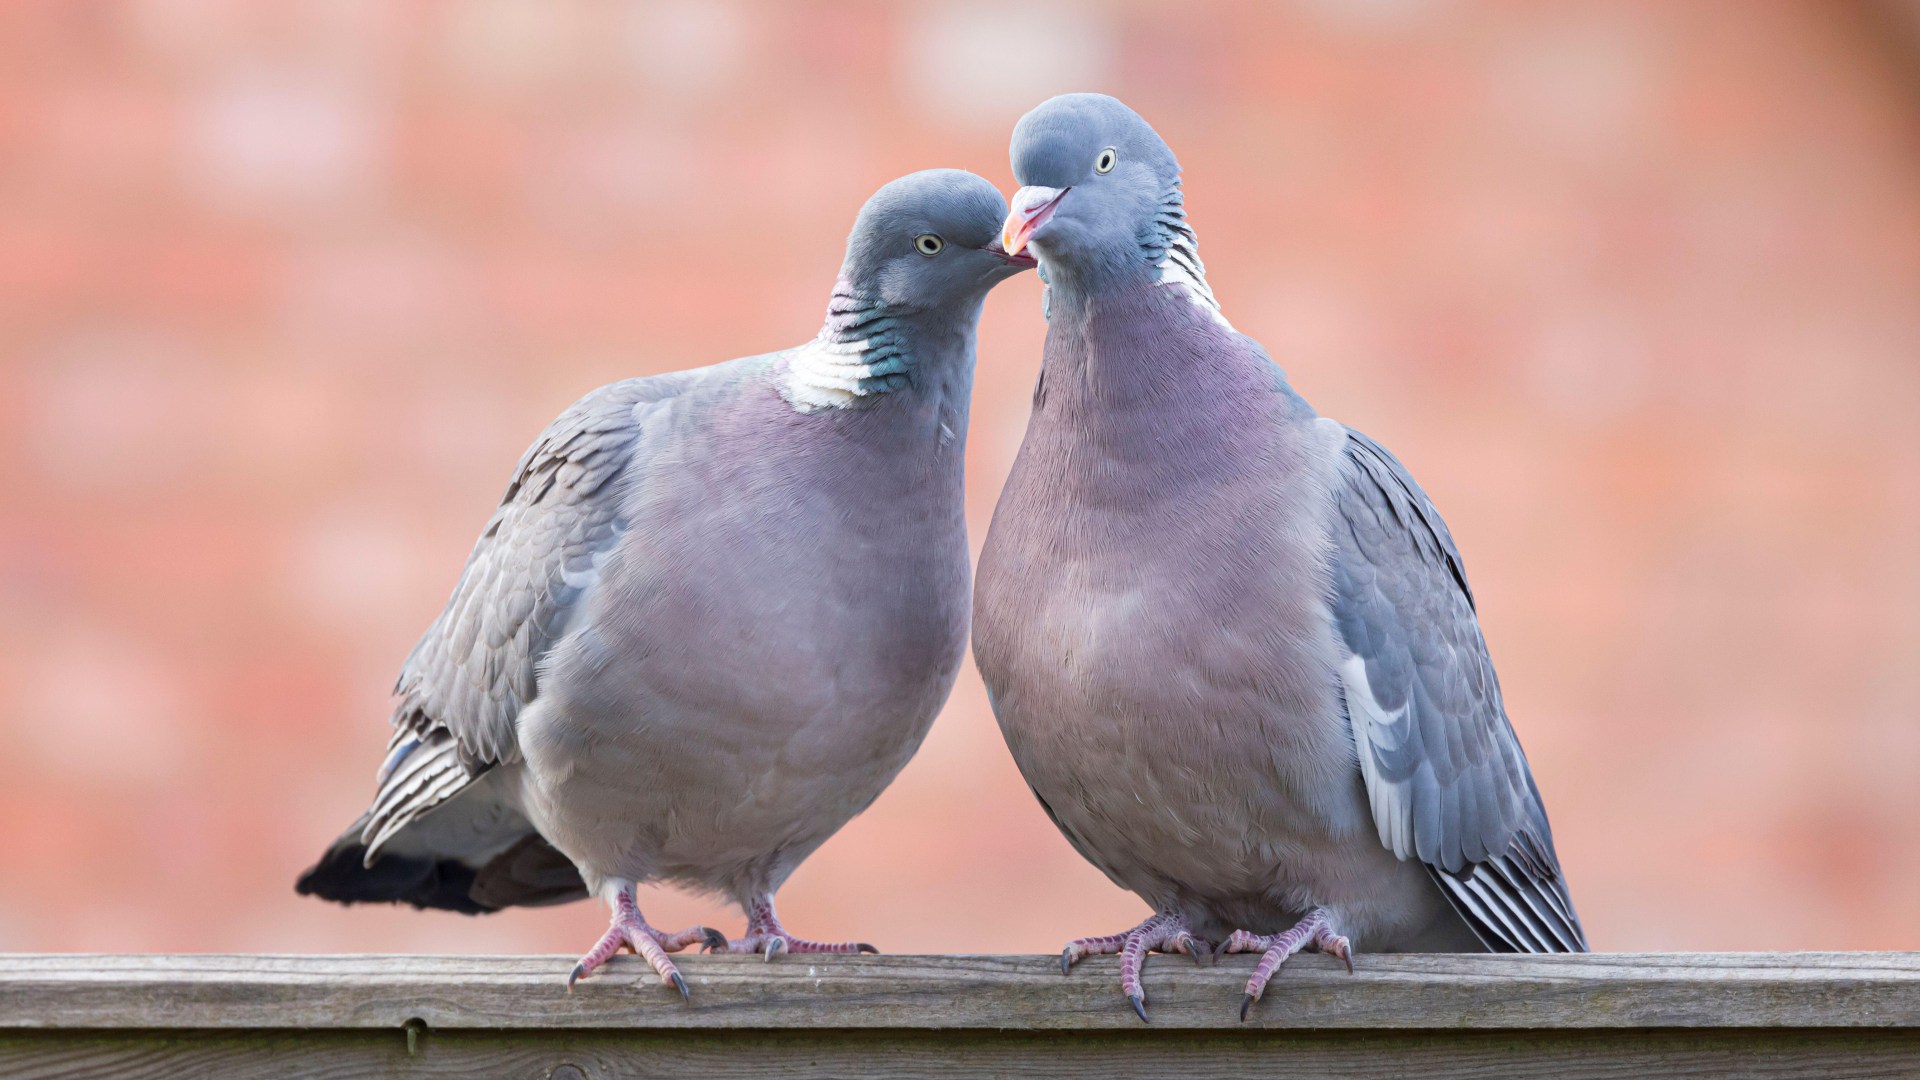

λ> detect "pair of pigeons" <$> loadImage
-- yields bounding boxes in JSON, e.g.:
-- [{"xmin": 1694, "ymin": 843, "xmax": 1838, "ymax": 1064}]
[{"xmin": 298, "ymin": 93, "xmax": 1584, "ymax": 1021}]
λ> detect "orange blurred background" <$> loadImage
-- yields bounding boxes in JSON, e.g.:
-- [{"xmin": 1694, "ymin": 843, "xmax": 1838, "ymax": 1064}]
[{"xmin": 3, "ymin": 1, "xmax": 1918, "ymax": 956}]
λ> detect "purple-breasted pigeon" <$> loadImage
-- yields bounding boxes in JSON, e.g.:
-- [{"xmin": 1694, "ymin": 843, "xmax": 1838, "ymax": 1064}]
[
  {"xmin": 973, "ymin": 94, "xmax": 1585, "ymax": 1022},
  {"xmin": 298, "ymin": 169, "xmax": 1033, "ymax": 999}
]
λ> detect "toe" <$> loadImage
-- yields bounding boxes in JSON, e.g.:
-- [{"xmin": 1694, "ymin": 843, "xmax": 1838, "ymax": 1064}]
[{"xmin": 1329, "ymin": 935, "xmax": 1355, "ymax": 974}]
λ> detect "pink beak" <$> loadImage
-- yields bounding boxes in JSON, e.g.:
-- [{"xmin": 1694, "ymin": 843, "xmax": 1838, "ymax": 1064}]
[
  {"xmin": 1001, "ymin": 186, "xmax": 1069, "ymax": 257},
  {"xmin": 984, "ymin": 237, "xmax": 1038, "ymax": 268}
]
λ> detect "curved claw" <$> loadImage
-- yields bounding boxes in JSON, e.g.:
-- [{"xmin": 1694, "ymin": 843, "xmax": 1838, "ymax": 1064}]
[
  {"xmin": 856, "ymin": 943, "xmax": 879, "ymax": 955},
  {"xmin": 700, "ymin": 928, "xmax": 730, "ymax": 953},
  {"xmin": 1061, "ymin": 947, "xmax": 1075, "ymax": 975},
  {"xmin": 1328, "ymin": 935, "xmax": 1355, "ymax": 975},
  {"xmin": 1184, "ymin": 938, "xmax": 1206, "ymax": 966},
  {"xmin": 567, "ymin": 963, "xmax": 585, "ymax": 992},
  {"xmin": 1129, "ymin": 992, "xmax": 1149, "ymax": 1024},
  {"xmin": 669, "ymin": 970, "xmax": 691, "ymax": 1003},
  {"xmin": 763, "ymin": 937, "xmax": 787, "ymax": 962},
  {"xmin": 1240, "ymin": 993, "xmax": 1256, "ymax": 1022}
]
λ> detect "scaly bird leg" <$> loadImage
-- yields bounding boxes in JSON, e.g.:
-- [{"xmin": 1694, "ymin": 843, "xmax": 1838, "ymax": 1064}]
[
  {"xmin": 714, "ymin": 895, "xmax": 877, "ymax": 959},
  {"xmin": 1218, "ymin": 906, "xmax": 1354, "ymax": 1020},
  {"xmin": 566, "ymin": 884, "xmax": 725, "ymax": 1001},
  {"xmin": 1060, "ymin": 912, "xmax": 1210, "ymax": 1023}
]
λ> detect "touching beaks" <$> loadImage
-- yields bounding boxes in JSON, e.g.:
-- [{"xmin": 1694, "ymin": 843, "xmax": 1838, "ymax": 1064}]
[
  {"xmin": 1001, "ymin": 186, "xmax": 1069, "ymax": 257},
  {"xmin": 984, "ymin": 237, "xmax": 1038, "ymax": 268}
]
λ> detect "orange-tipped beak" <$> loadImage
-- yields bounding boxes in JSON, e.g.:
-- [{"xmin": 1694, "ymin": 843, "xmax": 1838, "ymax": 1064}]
[
  {"xmin": 1001, "ymin": 185, "xmax": 1069, "ymax": 257},
  {"xmin": 983, "ymin": 237, "xmax": 1038, "ymax": 268}
]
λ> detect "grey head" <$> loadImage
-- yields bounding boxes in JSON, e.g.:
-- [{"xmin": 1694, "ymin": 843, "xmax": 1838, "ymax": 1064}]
[
  {"xmin": 785, "ymin": 169, "xmax": 1034, "ymax": 410},
  {"xmin": 836, "ymin": 168, "xmax": 1035, "ymax": 315},
  {"xmin": 1002, "ymin": 94, "xmax": 1206, "ymax": 301}
]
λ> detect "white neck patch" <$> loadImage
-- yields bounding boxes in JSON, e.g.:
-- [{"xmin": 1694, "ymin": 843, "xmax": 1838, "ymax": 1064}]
[
  {"xmin": 780, "ymin": 334, "xmax": 878, "ymax": 413},
  {"xmin": 1150, "ymin": 180, "xmax": 1233, "ymax": 331},
  {"xmin": 1157, "ymin": 244, "xmax": 1232, "ymax": 330}
]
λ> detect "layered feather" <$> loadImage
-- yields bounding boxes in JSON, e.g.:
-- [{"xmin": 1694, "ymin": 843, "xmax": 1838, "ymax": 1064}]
[{"xmin": 1332, "ymin": 426, "xmax": 1586, "ymax": 952}]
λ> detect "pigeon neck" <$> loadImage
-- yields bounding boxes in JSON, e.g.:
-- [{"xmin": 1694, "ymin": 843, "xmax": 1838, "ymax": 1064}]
[
  {"xmin": 1042, "ymin": 176, "xmax": 1231, "ymax": 332},
  {"xmin": 779, "ymin": 278, "xmax": 977, "ymax": 414},
  {"xmin": 1142, "ymin": 177, "xmax": 1231, "ymax": 330}
]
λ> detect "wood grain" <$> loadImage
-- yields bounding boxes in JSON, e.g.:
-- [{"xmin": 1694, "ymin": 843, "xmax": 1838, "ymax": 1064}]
[
  {"xmin": 4, "ymin": 953, "xmax": 1918, "ymax": 1032},
  {"xmin": 5, "ymin": 1029, "xmax": 1920, "ymax": 1080}
]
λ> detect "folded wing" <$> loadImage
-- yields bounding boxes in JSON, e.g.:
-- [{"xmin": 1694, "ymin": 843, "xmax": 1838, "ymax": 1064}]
[{"xmin": 1330, "ymin": 426, "xmax": 1585, "ymax": 952}]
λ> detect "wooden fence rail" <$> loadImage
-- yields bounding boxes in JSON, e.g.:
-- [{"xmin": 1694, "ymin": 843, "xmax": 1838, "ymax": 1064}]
[{"xmin": 4, "ymin": 952, "xmax": 1918, "ymax": 1077}]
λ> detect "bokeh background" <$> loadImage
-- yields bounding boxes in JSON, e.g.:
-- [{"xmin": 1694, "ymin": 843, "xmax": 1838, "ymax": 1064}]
[{"xmin": 3, "ymin": 0, "xmax": 1918, "ymax": 956}]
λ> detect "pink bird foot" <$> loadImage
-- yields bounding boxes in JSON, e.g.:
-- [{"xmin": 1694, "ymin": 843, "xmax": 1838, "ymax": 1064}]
[
  {"xmin": 1060, "ymin": 912, "xmax": 1210, "ymax": 1023},
  {"xmin": 1219, "ymin": 906, "xmax": 1354, "ymax": 1020},
  {"xmin": 567, "ymin": 885, "xmax": 726, "ymax": 1001},
  {"xmin": 716, "ymin": 896, "xmax": 878, "ymax": 959}
]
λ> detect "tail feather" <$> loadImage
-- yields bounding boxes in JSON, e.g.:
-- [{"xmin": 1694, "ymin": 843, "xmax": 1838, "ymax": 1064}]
[
  {"xmin": 471, "ymin": 833, "xmax": 591, "ymax": 909},
  {"xmin": 295, "ymin": 818, "xmax": 493, "ymax": 914},
  {"xmin": 295, "ymin": 780, "xmax": 588, "ymax": 914}
]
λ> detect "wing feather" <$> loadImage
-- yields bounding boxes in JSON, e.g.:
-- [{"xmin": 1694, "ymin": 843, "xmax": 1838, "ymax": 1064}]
[
  {"xmin": 1332, "ymin": 425, "xmax": 1586, "ymax": 952},
  {"xmin": 358, "ymin": 378, "xmax": 664, "ymax": 857}
]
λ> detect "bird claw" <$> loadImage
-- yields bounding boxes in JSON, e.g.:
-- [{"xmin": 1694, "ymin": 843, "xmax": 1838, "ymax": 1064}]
[
  {"xmin": 567, "ymin": 888, "xmax": 706, "ymax": 999},
  {"xmin": 1060, "ymin": 913, "xmax": 1202, "ymax": 1019},
  {"xmin": 699, "ymin": 928, "xmax": 730, "ymax": 953},
  {"xmin": 1230, "ymin": 907, "xmax": 1353, "ymax": 1020},
  {"xmin": 730, "ymin": 896, "xmax": 876, "ymax": 958},
  {"xmin": 1328, "ymin": 934, "xmax": 1355, "ymax": 974}
]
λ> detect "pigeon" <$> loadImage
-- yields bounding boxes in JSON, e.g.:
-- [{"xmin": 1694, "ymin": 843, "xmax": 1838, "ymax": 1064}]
[
  {"xmin": 298, "ymin": 169, "xmax": 1034, "ymax": 999},
  {"xmin": 972, "ymin": 94, "xmax": 1585, "ymax": 1023}
]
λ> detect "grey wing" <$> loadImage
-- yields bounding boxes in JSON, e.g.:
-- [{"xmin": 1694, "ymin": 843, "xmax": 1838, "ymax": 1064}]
[
  {"xmin": 1330, "ymin": 425, "xmax": 1586, "ymax": 952},
  {"xmin": 360, "ymin": 378, "xmax": 659, "ymax": 860}
]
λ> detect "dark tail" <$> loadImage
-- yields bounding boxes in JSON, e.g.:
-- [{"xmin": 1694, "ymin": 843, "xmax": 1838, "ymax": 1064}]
[
  {"xmin": 295, "ymin": 817, "xmax": 496, "ymax": 915},
  {"xmin": 296, "ymin": 802, "xmax": 589, "ymax": 914}
]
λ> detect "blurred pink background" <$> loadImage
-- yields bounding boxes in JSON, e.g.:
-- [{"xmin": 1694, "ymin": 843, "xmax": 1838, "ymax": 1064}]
[{"xmin": 3, "ymin": 1, "xmax": 1918, "ymax": 956}]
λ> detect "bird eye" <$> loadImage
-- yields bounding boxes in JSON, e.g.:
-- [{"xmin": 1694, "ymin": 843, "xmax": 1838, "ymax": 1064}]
[
  {"xmin": 1094, "ymin": 147, "xmax": 1117, "ymax": 174},
  {"xmin": 914, "ymin": 234, "xmax": 944, "ymax": 256}
]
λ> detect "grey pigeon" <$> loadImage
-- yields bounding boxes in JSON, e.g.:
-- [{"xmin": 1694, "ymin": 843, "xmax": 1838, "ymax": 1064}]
[
  {"xmin": 973, "ymin": 94, "xmax": 1585, "ymax": 1022},
  {"xmin": 298, "ymin": 169, "xmax": 1033, "ymax": 998}
]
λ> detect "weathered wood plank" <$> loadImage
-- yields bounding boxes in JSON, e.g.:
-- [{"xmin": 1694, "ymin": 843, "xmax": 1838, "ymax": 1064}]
[
  {"xmin": 6, "ymin": 1029, "xmax": 1920, "ymax": 1080},
  {"xmin": 2, "ymin": 953, "xmax": 1918, "ymax": 1032}
]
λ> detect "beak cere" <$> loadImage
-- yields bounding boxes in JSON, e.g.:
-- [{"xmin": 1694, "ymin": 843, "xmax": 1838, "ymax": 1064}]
[{"xmin": 1001, "ymin": 186, "xmax": 1068, "ymax": 257}]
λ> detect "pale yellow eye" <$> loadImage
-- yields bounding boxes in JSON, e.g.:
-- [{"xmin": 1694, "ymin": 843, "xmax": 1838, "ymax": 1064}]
[
  {"xmin": 1094, "ymin": 147, "xmax": 1117, "ymax": 174},
  {"xmin": 914, "ymin": 234, "xmax": 944, "ymax": 256}
]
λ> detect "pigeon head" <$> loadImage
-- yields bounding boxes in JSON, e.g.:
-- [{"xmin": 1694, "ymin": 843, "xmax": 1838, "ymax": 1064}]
[
  {"xmin": 1003, "ymin": 94, "xmax": 1186, "ymax": 285},
  {"xmin": 837, "ymin": 169, "xmax": 1036, "ymax": 313}
]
